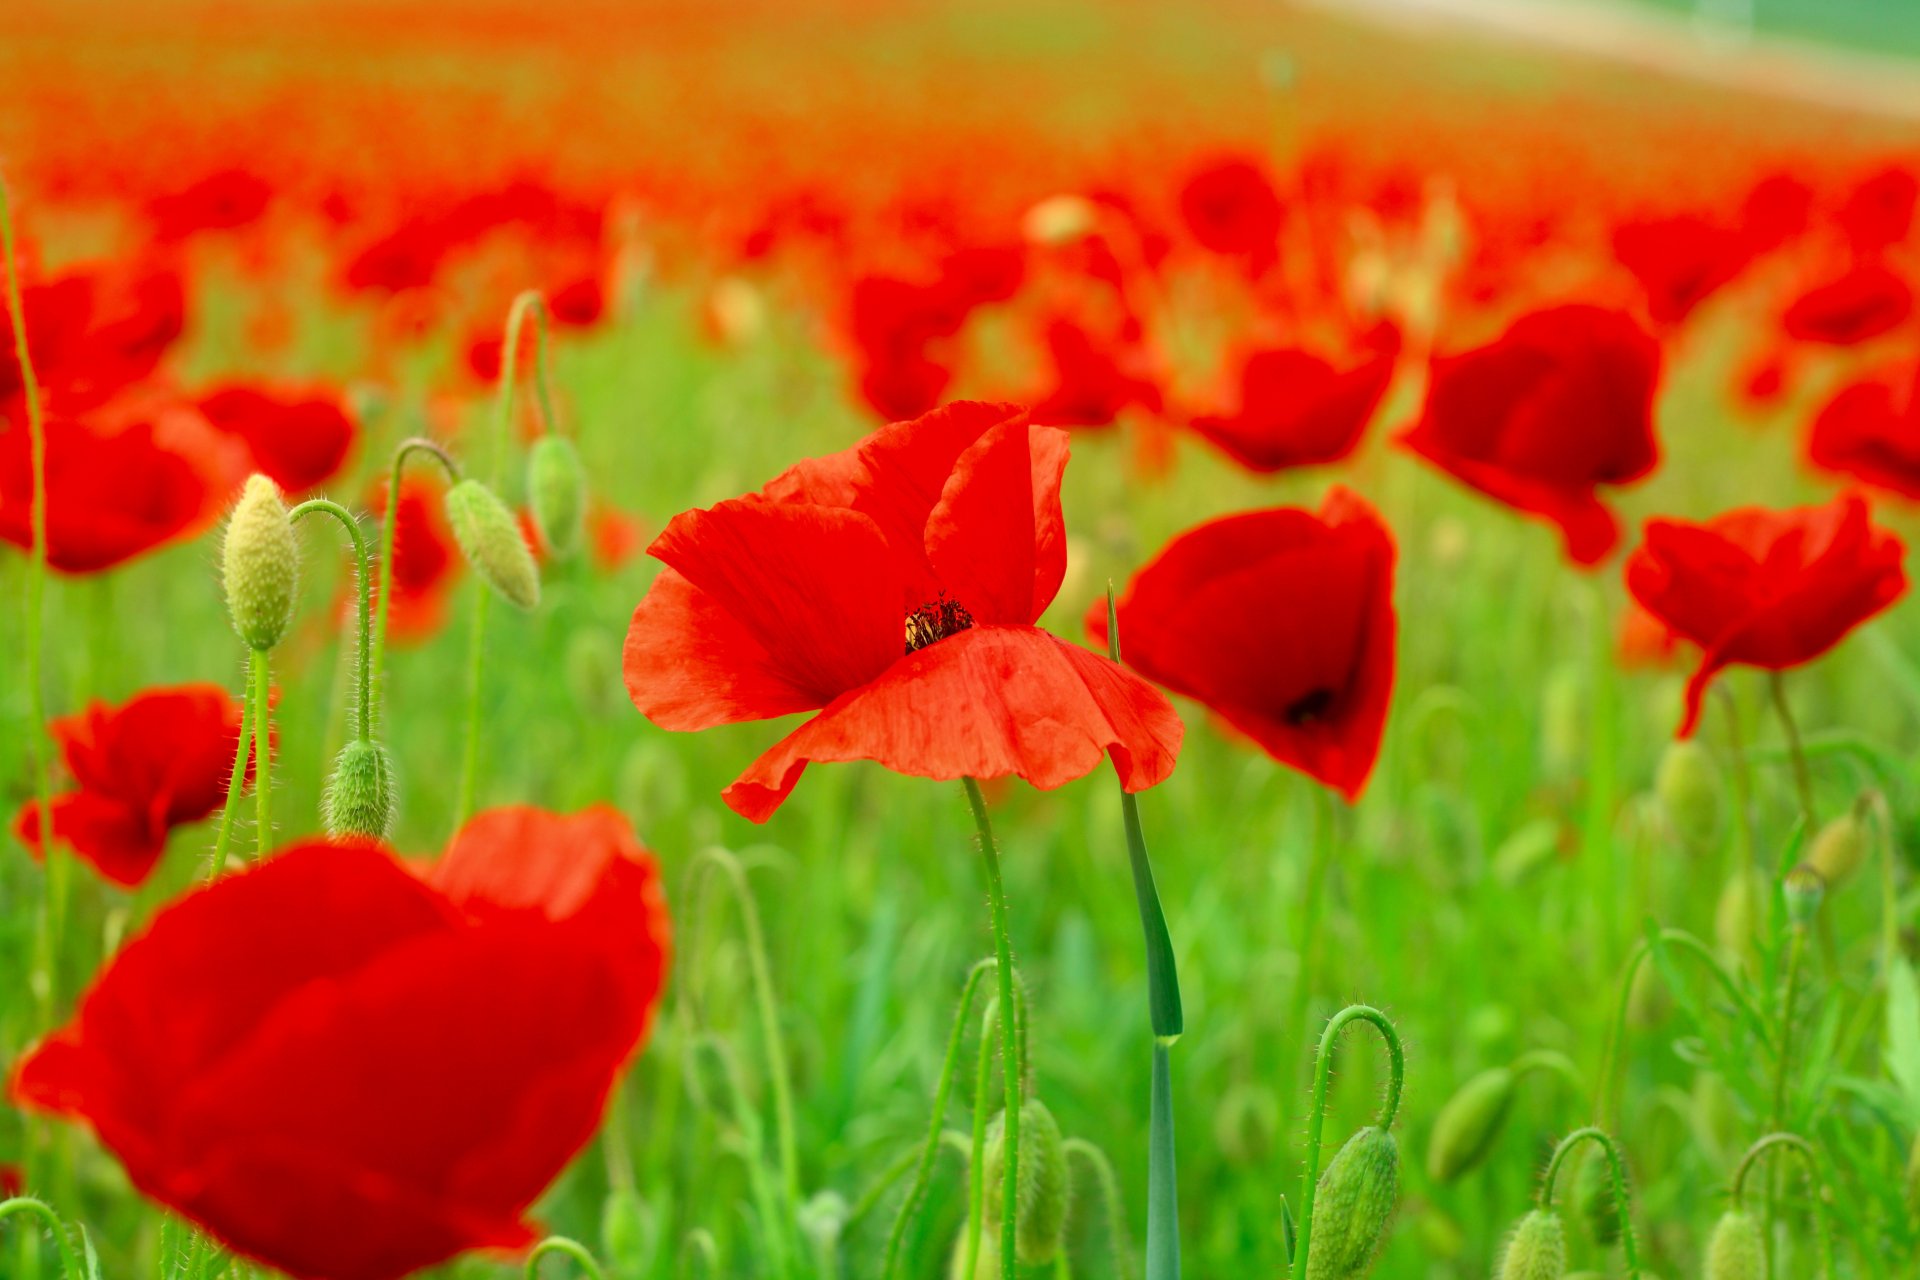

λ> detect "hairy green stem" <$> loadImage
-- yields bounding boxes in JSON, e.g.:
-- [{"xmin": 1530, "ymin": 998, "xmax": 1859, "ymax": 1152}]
[
  {"xmin": 289, "ymin": 499, "xmax": 373, "ymax": 741},
  {"xmin": 252, "ymin": 648, "xmax": 272, "ymax": 858},
  {"xmin": 0, "ymin": 1198, "xmax": 84, "ymax": 1280},
  {"xmin": 370, "ymin": 435, "xmax": 460, "ymax": 698},
  {"xmin": 524, "ymin": 1236, "xmax": 609, "ymax": 1280},
  {"xmin": 1768, "ymin": 673, "xmax": 1816, "ymax": 830},
  {"xmin": 1290, "ymin": 1005, "xmax": 1405, "ymax": 1280},
  {"xmin": 492, "ymin": 290, "xmax": 557, "ymax": 478},
  {"xmin": 1064, "ymin": 1138, "xmax": 1135, "ymax": 1280},
  {"xmin": 1731, "ymin": 1133, "xmax": 1834, "ymax": 1280},
  {"xmin": 454, "ymin": 584, "xmax": 490, "ymax": 829},
  {"xmin": 962, "ymin": 778, "xmax": 1022, "ymax": 1280},
  {"xmin": 962, "ymin": 999, "xmax": 1000, "ymax": 1280},
  {"xmin": 208, "ymin": 649, "xmax": 257, "ymax": 881},
  {"xmin": 1539, "ymin": 1127, "xmax": 1642, "ymax": 1277}
]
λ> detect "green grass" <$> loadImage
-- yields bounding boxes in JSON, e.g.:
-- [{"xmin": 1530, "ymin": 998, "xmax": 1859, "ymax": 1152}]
[{"xmin": 1634, "ymin": 0, "xmax": 1920, "ymax": 60}]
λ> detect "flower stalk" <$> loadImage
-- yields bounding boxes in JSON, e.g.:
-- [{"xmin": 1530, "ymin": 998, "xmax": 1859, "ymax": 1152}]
[
  {"xmin": 1290, "ymin": 1004, "xmax": 1404, "ymax": 1280},
  {"xmin": 962, "ymin": 777, "xmax": 1023, "ymax": 1280}
]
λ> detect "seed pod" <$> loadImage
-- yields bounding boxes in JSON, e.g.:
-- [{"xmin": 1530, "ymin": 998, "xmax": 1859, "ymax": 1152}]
[
  {"xmin": 981, "ymin": 1099, "xmax": 1070, "ymax": 1266},
  {"xmin": 222, "ymin": 474, "xmax": 298, "ymax": 651},
  {"xmin": 1426, "ymin": 1067, "xmax": 1515, "ymax": 1183},
  {"xmin": 445, "ymin": 479, "xmax": 540, "ymax": 609},
  {"xmin": 1571, "ymin": 1149, "xmax": 1620, "ymax": 1246},
  {"xmin": 1655, "ymin": 739, "xmax": 1723, "ymax": 851},
  {"xmin": 1497, "ymin": 1209, "xmax": 1565, "ymax": 1280},
  {"xmin": 1783, "ymin": 863, "xmax": 1826, "ymax": 928},
  {"xmin": 527, "ymin": 435, "xmax": 586, "ymax": 560},
  {"xmin": 1704, "ymin": 1208, "xmax": 1764, "ymax": 1280},
  {"xmin": 1305, "ymin": 1125, "xmax": 1399, "ymax": 1280},
  {"xmin": 1807, "ymin": 812, "xmax": 1868, "ymax": 889},
  {"xmin": 323, "ymin": 739, "xmax": 395, "ymax": 843}
]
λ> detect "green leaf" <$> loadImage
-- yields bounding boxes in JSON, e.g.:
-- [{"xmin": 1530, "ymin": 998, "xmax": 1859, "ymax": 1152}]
[{"xmin": 1888, "ymin": 957, "xmax": 1920, "ymax": 1121}]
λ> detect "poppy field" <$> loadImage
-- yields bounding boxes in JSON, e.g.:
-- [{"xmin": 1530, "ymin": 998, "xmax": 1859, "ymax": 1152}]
[{"xmin": 3, "ymin": 1, "xmax": 1920, "ymax": 1278}]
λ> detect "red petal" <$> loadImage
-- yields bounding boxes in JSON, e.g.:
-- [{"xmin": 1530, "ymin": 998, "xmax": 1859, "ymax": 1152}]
[
  {"xmin": 624, "ymin": 567, "xmax": 828, "ymax": 730},
  {"xmin": 924, "ymin": 421, "xmax": 1070, "ymax": 624}
]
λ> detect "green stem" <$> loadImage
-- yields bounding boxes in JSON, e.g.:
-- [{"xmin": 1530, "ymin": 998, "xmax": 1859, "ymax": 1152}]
[
  {"xmin": 288, "ymin": 499, "xmax": 372, "ymax": 742},
  {"xmin": 454, "ymin": 584, "xmax": 490, "ymax": 830},
  {"xmin": 1539, "ymin": 1127, "xmax": 1642, "ymax": 1277},
  {"xmin": 370, "ymin": 436, "xmax": 460, "ymax": 700},
  {"xmin": 1730, "ymin": 1133, "xmax": 1834, "ymax": 1280},
  {"xmin": 252, "ymin": 648, "xmax": 272, "ymax": 858},
  {"xmin": 962, "ymin": 778, "xmax": 1021, "ymax": 1280},
  {"xmin": 492, "ymin": 290, "xmax": 557, "ymax": 480},
  {"xmin": 1290, "ymin": 1005, "xmax": 1405, "ymax": 1280},
  {"xmin": 1770, "ymin": 928, "xmax": 1806, "ymax": 1131},
  {"xmin": 523, "ymin": 1236, "xmax": 609, "ymax": 1280},
  {"xmin": 208, "ymin": 649, "xmax": 257, "ymax": 881},
  {"xmin": 0, "ymin": 1198, "xmax": 84, "ymax": 1280},
  {"xmin": 1147, "ymin": 1042, "xmax": 1179, "ymax": 1280},
  {"xmin": 1063, "ymin": 1138, "xmax": 1135, "ymax": 1280},
  {"xmin": 962, "ymin": 999, "xmax": 1000, "ymax": 1280},
  {"xmin": 1769, "ymin": 673, "xmax": 1816, "ymax": 829}
]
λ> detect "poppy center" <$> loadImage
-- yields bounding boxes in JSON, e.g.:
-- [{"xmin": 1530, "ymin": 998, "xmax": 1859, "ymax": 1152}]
[
  {"xmin": 905, "ymin": 593, "xmax": 975, "ymax": 653},
  {"xmin": 1284, "ymin": 686, "xmax": 1337, "ymax": 726}
]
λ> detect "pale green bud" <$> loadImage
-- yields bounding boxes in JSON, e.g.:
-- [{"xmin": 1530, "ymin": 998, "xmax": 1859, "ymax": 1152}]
[
  {"xmin": 981, "ymin": 1099, "xmax": 1070, "ymax": 1266},
  {"xmin": 1497, "ymin": 1209, "xmax": 1566, "ymax": 1280},
  {"xmin": 1704, "ymin": 1208, "xmax": 1763, "ymax": 1280},
  {"xmin": 222, "ymin": 474, "xmax": 298, "ymax": 651},
  {"xmin": 1426, "ymin": 1067, "xmax": 1515, "ymax": 1183},
  {"xmin": 1783, "ymin": 863, "xmax": 1826, "ymax": 929},
  {"xmin": 527, "ymin": 435, "xmax": 586, "ymax": 560},
  {"xmin": 322, "ymin": 739, "xmax": 395, "ymax": 844},
  {"xmin": 1655, "ymin": 740, "xmax": 1723, "ymax": 852},
  {"xmin": 1807, "ymin": 812, "xmax": 1868, "ymax": 889},
  {"xmin": 1305, "ymin": 1125, "xmax": 1399, "ymax": 1279},
  {"xmin": 445, "ymin": 478, "xmax": 540, "ymax": 609}
]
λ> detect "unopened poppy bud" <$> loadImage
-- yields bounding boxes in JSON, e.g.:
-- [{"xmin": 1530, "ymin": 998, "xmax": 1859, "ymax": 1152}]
[
  {"xmin": 600, "ymin": 1187, "xmax": 655, "ymax": 1264},
  {"xmin": 1022, "ymin": 194, "xmax": 1097, "ymax": 245},
  {"xmin": 1425, "ymin": 1067, "xmax": 1515, "ymax": 1183},
  {"xmin": 1655, "ymin": 739, "xmax": 1723, "ymax": 851},
  {"xmin": 981, "ymin": 1099, "xmax": 1070, "ymax": 1266},
  {"xmin": 1807, "ymin": 812, "xmax": 1868, "ymax": 889},
  {"xmin": 1304, "ymin": 1125, "xmax": 1399, "ymax": 1279},
  {"xmin": 1704, "ymin": 1208, "xmax": 1764, "ymax": 1280},
  {"xmin": 1783, "ymin": 864, "xmax": 1825, "ymax": 928},
  {"xmin": 445, "ymin": 479, "xmax": 540, "ymax": 609},
  {"xmin": 222, "ymin": 474, "xmax": 298, "ymax": 651},
  {"xmin": 527, "ymin": 435, "xmax": 586, "ymax": 560},
  {"xmin": 1715, "ymin": 871, "xmax": 1756, "ymax": 959},
  {"xmin": 1498, "ymin": 1209, "xmax": 1566, "ymax": 1280},
  {"xmin": 323, "ymin": 739, "xmax": 395, "ymax": 843},
  {"xmin": 1571, "ymin": 1150, "xmax": 1619, "ymax": 1246}
]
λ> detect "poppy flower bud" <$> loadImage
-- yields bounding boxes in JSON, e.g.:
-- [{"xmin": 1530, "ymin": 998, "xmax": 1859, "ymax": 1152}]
[
  {"xmin": 599, "ymin": 1187, "xmax": 655, "ymax": 1265},
  {"xmin": 1784, "ymin": 863, "xmax": 1826, "ymax": 927},
  {"xmin": 1304, "ymin": 1125, "xmax": 1399, "ymax": 1279},
  {"xmin": 1655, "ymin": 739, "xmax": 1723, "ymax": 852},
  {"xmin": 527, "ymin": 435, "xmax": 587, "ymax": 560},
  {"xmin": 1498, "ymin": 1209, "xmax": 1566, "ymax": 1280},
  {"xmin": 981, "ymin": 1099, "xmax": 1070, "ymax": 1266},
  {"xmin": 1715, "ymin": 871, "xmax": 1757, "ymax": 960},
  {"xmin": 1571, "ymin": 1150, "xmax": 1619, "ymax": 1245},
  {"xmin": 222, "ymin": 474, "xmax": 298, "ymax": 651},
  {"xmin": 322, "ymin": 739, "xmax": 395, "ymax": 844},
  {"xmin": 445, "ymin": 479, "xmax": 540, "ymax": 609},
  {"xmin": 1425, "ymin": 1067, "xmax": 1515, "ymax": 1183},
  {"xmin": 1807, "ymin": 811, "xmax": 1868, "ymax": 889},
  {"xmin": 1704, "ymin": 1208, "xmax": 1764, "ymax": 1280}
]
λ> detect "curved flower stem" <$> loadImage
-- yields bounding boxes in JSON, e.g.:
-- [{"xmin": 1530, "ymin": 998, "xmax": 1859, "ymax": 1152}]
[
  {"xmin": 0, "ymin": 1197, "xmax": 85, "ymax": 1280},
  {"xmin": 1539, "ymin": 1127, "xmax": 1642, "ymax": 1277},
  {"xmin": 1731, "ymin": 1132, "xmax": 1834, "ymax": 1280},
  {"xmin": 453, "ymin": 583, "xmax": 490, "ymax": 830},
  {"xmin": 207, "ymin": 649, "xmax": 257, "ymax": 882},
  {"xmin": 1768, "ymin": 673, "xmax": 1816, "ymax": 830},
  {"xmin": 1290, "ymin": 1004, "xmax": 1405, "ymax": 1280},
  {"xmin": 1510, "ymin": 1048, "xmax": 1586, "ymax": 1099},
  {"xmin": 524, "ymin": 1236, "xmax": 609, "ymax": 1280},
  {"xmin": 369, "ymin": 436, "xmax": 460, "ymax": 698},
  {"xmin": 289, "ymin": 499, "xmax": 373, "ymax": 742},
  {"xmin": 252, "ymin": 648, "xmax": 272, "ymax": 859},
  {"xmin": 1063, "ymin": 1137, "xmax": 1135, "ymax": 1280},
  {"xmin": 1764, "ymin": 923, "xmax": 1809, "ymax": 1278},
  {"xmin": 491, "ymin": 289, "xmax": 556, "ymax": 476},
  {"xmin": 961, "ymin": 777, "xmax": 1022, "ymax": 1280}
]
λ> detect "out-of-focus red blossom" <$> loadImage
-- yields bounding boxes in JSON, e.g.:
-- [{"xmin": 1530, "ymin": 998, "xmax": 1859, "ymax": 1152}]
[
  {"xmin": 1837, "ymin": 165, "xmax": 1918, "ymax": 256},
  {"xmin": 147, "ymin": 169, "xmax": 273, "ymax": 240},
  {"xmin": 0, "ymin": 264, "xmax": 186, "ymax": 410},
  {"xmin": 546, "ymin": 275, "xmax": 606, "ymax": 328},
  {"xmin": 342, "ymin": 219, "xmax": 455, "ymax": 295},
  {"xmin": 0, "ymin": 1164, "xmax": 20, "ymax": 1197},
  {"xmin": 1188, "ymin": 327, "xmax": 1399, "ymax": 472},
  {"xmin": 1612, "ymin": 214, "xmax": 1754, "ymax": 326},
  {"xmin": 623, "ymin": 400, "xmax": 1182, "ymax": 821},
  {"xmin": 1740, "ymin": 171, "xmax": 1815, "ymax": 251},
  {"xmin": 1178, "ymin": 156, "xmax": 1283, "ymax": 269},
  {"xmin": 1617, "ymin": 598, "xmax": 1687, "ymax": 670},
  {"xmin": 1399, "ymin": 304, "xmax": 1661, "ymax": 565},
  {"xmin": 1029, "ymin": 317, "xmax": 1162, "ymax": 428},
  {"xmin": 1089, "ymin": 487, "xmax": 1396, "ymax": 801},
  {"xmin": 11, "ymin": 684, "xmax": 253, "ymax": 887},
  {"xmin": 196, "ymin": 384, "xmax": 356, "ymax": 494},
  {"xmin": 1625, "ymin": 494, "xmax": 1908, "ymax": 736},
  {"xmin": 366, "ymin": 475, "xmax": 461, "ymax": 641},
  {"xmin": 590, "ymin": 505, "xmax": 644, "ymax": 572},
  {"xmin": 1808, "ymin": 363, "xmax": 1920, "ymax": 499},
  {"xmin": 846, "ymin": 274, "xmax": 964, "ymax": 420},
  {"xmin": 1739, "ymin": 347, "xmax": 1792, "ymax": 409},
  {"xmin": 9, "ymin": 807, "xmax": 670, "ymax": 1280},
  {"xmin": 1782, "ymin": 262, "xmax": 1913, "ymax": 346}
]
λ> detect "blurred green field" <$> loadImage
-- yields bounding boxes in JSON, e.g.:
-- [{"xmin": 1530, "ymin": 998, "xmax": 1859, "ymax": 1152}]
[{"xmin": 1635, "ymin": 0, "xmax": 1920, "ymax": 58}]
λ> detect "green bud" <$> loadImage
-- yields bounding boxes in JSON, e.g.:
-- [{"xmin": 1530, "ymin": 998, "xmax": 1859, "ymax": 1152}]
[
  {"xmin": 981, "ymin": 1099, "xmax": 1070, "ymax": 1266},
  {"xmin": 1305, "ymin": 1125, "xmax": 1399, "ymax": 1280},
  {"xmin": 1807, "ymin": 812, "xmax": 1868, "ymax": 889},
  {"xmin": 323, "ymin": 739, "xmax": 395, "ymax": 843},
  {"xmin": 527, "ymin": 434, "xmax": 587, "ymax": 560},
  {"xmin": 445, "ymin": 478, "xmax": 540, "ymax": 609},
  {"xmin": 1497, "ymin": 1209, "xmax": 1566, "ymax": 1280},
  {"xmin": 222, "ymin": 474, "xmax": 298, "ymax": 651},
  {"xmin": 1655, "ymin": 739, "xmax": 1723, "ymax": 852},
  {"xmin": 1704, "ymin": 1208, "xmax": 1764, "ymax": 1280},
  {"xmin": 1714, "ymin": 870, "xmax": 1757, "ymax": 961},
  {"xmin": 599, "ymin": 1187, "xmax": 655, "ymax": 1267},
  {"xmin": 1783, "ymin": 863, "xmax": 1825, "ymax": 928},
  {"xmin": 1425, "ymin": 1067, "xmax": 1515, "ymax": 1183},
  {"xmin": 1571, "ymin": 1149, "xmax": 1619, "ymax": 1246}
]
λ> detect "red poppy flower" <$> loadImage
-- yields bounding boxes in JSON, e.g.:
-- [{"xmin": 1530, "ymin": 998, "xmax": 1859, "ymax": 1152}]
[
  {"xmin": 1617, "ymin": 598, "xmax": 1687, "ymax": 671},
  {"xmin": 1837, "ymin": 165, "xmax": 1917, "ymax": 256},
  {"xmin": 1612, "ymin": 214, "xmax": 1753, "ymax": 326},
  {"xmin": 1, "ymin": 264, "xmax": 186, "ymax": 411},
  {"xmin": 1807, "ymin": 363, "xmax": 1920, "ymax": 499},
  {"xmin": 0, "ymin": 1164, "xmax": 19, "ymax": 1198},
  {"xmin": 10, "ymin": 807, "xmax": 669, "ymax": 1280},
  {"xmin": 197, "ymin": 384, "xmax": 357, "ymax": 494},
  {"xmin": 1625, "ymin": 494, "xmax": 1908, "ymax": 736},
  {"xmin": 623, "ymin": 400, "xmax": 1182, "ymax": 821},
  {"xmin": 12, "ymin": 684, "xmax": 252, "ymax": 887},
  {"xmin": 1739, "ymin": 172, "xmax": 1814, "ymax": 251},
  {"xmin": 1178, "ymin": 157, "xmax": 1283, "ymax": 266},
  {"xmin": 147, "ymin": 169, "xmax": 273, "ymax": 240},
  {"xmin": 1189, "ymin": 331, "xmax": 1398, "ymax": 472},
  {"xmin": 1781, "ymin": 263, "xmax": 1913, "ymax": 346},
  {"xmin": 1087, "ymin": 487, "xmax": 1396, "ymax": 800},
  {"xmin": 365, "ymin": 474, "xmax": 461, "ymax": 641},
  {"xmin": 1029, "ymin": 317, "xmax": 1162, "ymax": 429}
]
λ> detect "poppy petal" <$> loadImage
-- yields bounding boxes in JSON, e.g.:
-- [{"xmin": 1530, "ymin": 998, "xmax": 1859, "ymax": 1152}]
[{"xmin": 923, "ymin": 421, "xmax": 1070, "ymax": 624}]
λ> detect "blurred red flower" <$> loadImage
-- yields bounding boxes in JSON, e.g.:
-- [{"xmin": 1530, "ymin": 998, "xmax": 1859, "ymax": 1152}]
[
  {"xmin": 1089, "ymin": 487, "xmax": 1395, "ymax": 800},
  {"xmin": 11, "ymin": 684, "xmax": 252, "ymax": 887},
  {"xmin": 1178, "ymin": 156, "xmax": 1283, "ymax": 268},
  {"xmin": 1781, "ymin": 262, "xmax": 1913, "ymax": 346},
  {"xmin": 366, "ymin": 474, "xmax": 462, "ymax": 641},
  {"xmin": 1625, "ymin": 493, "xmax": 1907, "ymax": 736},
  {"xmin": 0, "ymin": 263, "xmax": 185, "ymax": 411},
  {"xmin": 147, "ymin": 169, "xmax": 273, "ymax": 241},
  {"xmin": 1189, "ymin": 329, "xmax": 1398, "ymax": 472},
  {"xmin": 1807, "ymin": 363, "xmax": 1920, "ymax": 499},
  {"xmin": 197, "ymin": 384, "xmax": 357, "ymax": 493},
  {"xmin": 1029, "ymin": 317, "xmax": 1162, "ymax": 428},
  {"xmin": 1400, "ymin": 304, "xmax": 1661, "ymax": 565},
  {"xmin": 1612, "ymin": 214, "xmax": 1753, "ymax": 326},
  {"xmin": 1837, "ymin": 165, "xmax": 1917, "ymax": 256},
  {"xmin": 623, "ymin": 400, "xmax": 1182, "ymax": 821},
  {"xmin": 10, "ymin": 807, "xmax": 669, "ymax": 1280}
]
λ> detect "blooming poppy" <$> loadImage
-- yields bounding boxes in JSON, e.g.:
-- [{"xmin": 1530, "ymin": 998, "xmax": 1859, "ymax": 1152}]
[
  {"xmin": 623, "ymin": 400, "xmax": 1182, "ymax": 821},
  {"xmin": 0, "ymin": 264, "xmax": 186, "ymax": 411},
  {"xmin": 1398, "ymin": 304, "xmax": 1661, "ymax": 565},
  {"xmin": 197, "ymin": 384, "xmax": 357, "ymax": 494},
  {"xmin": 1837, "ymin": 165, "xmax": 1917, "ymax": 256},
  {"xmin": 1029, "ymin": 317, "xmax": 1162, "ymax": 429},
  {"xmin": 1088, "ymin": 487, "xmax": 1396, "ymax": 800},
  {"xmin": 1807, "ymin": 363, "xmax": 1920, "ymax": 499},
  {"xmin": 1624, "ymin": 493, "xmax": 1908, "ymax": 737},
  {"xmin": 1189, "ymin": 330, "xmax": 1398, "ymax": 472},
  {"xmin": 10, "ymin": 807, "xmax": 669, "ymax": 1280},
  {"xmin": 12, "ymin": 684, "xmax": 252, "ymax": 887},
  {"xmin": 1178, "ymin": 156, "xmax": 1283, "ymax": 267},
  {"xmin": 1612, "ymin": 214, "xmax": 1753, "ymax": 327},
  {"xmin": 1781, "ymin": 262, "xmax": 1913, "ymax": 346},
  {"xmin": 147, "ymin": 169, "xmax": 273, "ymax": 240}
]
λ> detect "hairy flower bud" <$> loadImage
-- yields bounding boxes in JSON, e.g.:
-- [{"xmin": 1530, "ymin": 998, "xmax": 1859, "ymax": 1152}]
[
  {"xmin": 323, "ymin": 739, "xmax": 395, "ymax": 844},
  {"xmin": 1305, "ymin": 1125, "xmax": 1399, "ymax": 1279},
  {"xmin": 1704, "ymin": 1208, "xmax": 1764, "ymax": 1280},
  {"xmin": 1498, "ymin": 1210, "xmax": 1566, "ymax": 1280},
  {"xmin": 1783, "ymin": 863, "xmax": 1826, "ymax": 928},
  {"xmin": 981, "ymin": 1099, "xmax": 1070, "ymax": 1266},
  {"xmin": 1655, "ymin": 739, "xmax": 1723, "ymax": 851},
  {"xmin": 222, "ymin": 474, "xmax": 298, "ymax": 651},
  {"xmin": 445, "ymin": 479, "xmax": 540, "ymax": 609},
  {"xmin": 1571, "ymin": 1149, "xmax": 1620, "ymax": 1246},
  {"xmin": 1425, "ymin": 1067, "xmax": 1514, "ymax": 1183},
  {"xmin": 1807, "ymin": 812, "xmax": 1868, "ymax": 889},
  {"xmin": 527, "ymin": 435, "xmax": 586, "ymax": 560}
]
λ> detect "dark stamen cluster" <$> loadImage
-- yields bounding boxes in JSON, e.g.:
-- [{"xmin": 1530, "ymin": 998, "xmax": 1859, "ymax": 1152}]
[
  {"xmin": 905, "ymin": 593, "xmax": 975, "ymax": 653},
  {"xmin": 1284, "ymin": 686, "xmax": 1336, "ymax": 726}
]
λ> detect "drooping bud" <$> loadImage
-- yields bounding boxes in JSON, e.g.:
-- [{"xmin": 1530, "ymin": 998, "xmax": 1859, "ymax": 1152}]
[
  {"xmin": 1807, "ymin": 812, "xmax": 1868, "ymax": 889},
  {"xmin": 1497, "ymin": 1209, "xmax": 1566, "ymax": 1280},
  {"xmin": 527, "ymin": 435, "xmax": 586, "ymax": 560},
  {"xmin": 445, "ymin": 478, "xmax": 540, "ymax": 609},
  {"xmin": 1704, "ymin": 1208, "xmax": 1764, "ymax": 1280},
  {"xmin": 981, "ymin": 1099, "xmax": 1070, "ymax": 1266},
  {"xmin": 1304, "ymin": 1125, "xmax": 1399, "ymax": 1280},
  {"xmin": 322, "ymin": 739, "xmax": 395, "ymax": 843},
  {"xmin": 1655, "ymin": 739, "xmax": 1723, "ymax": 852},
  {"xmin": 1425, "ymin": 1067, "xmax": 1515, "ymax": 1183},
  {"xmin": 1783, "ymin": 863, "xmax": 1826, "ymax": 928},
  {"xmin": 222, "ymin": 474, "xmax": 298, "ymax": 651},
  {"xmin": 1571, "ymin": 1149, "xmax": 1619, "ymax": 1246},
  {"xmin": 1714, "ymin": 870, "xmax": 1757, "ymax": 960}
]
